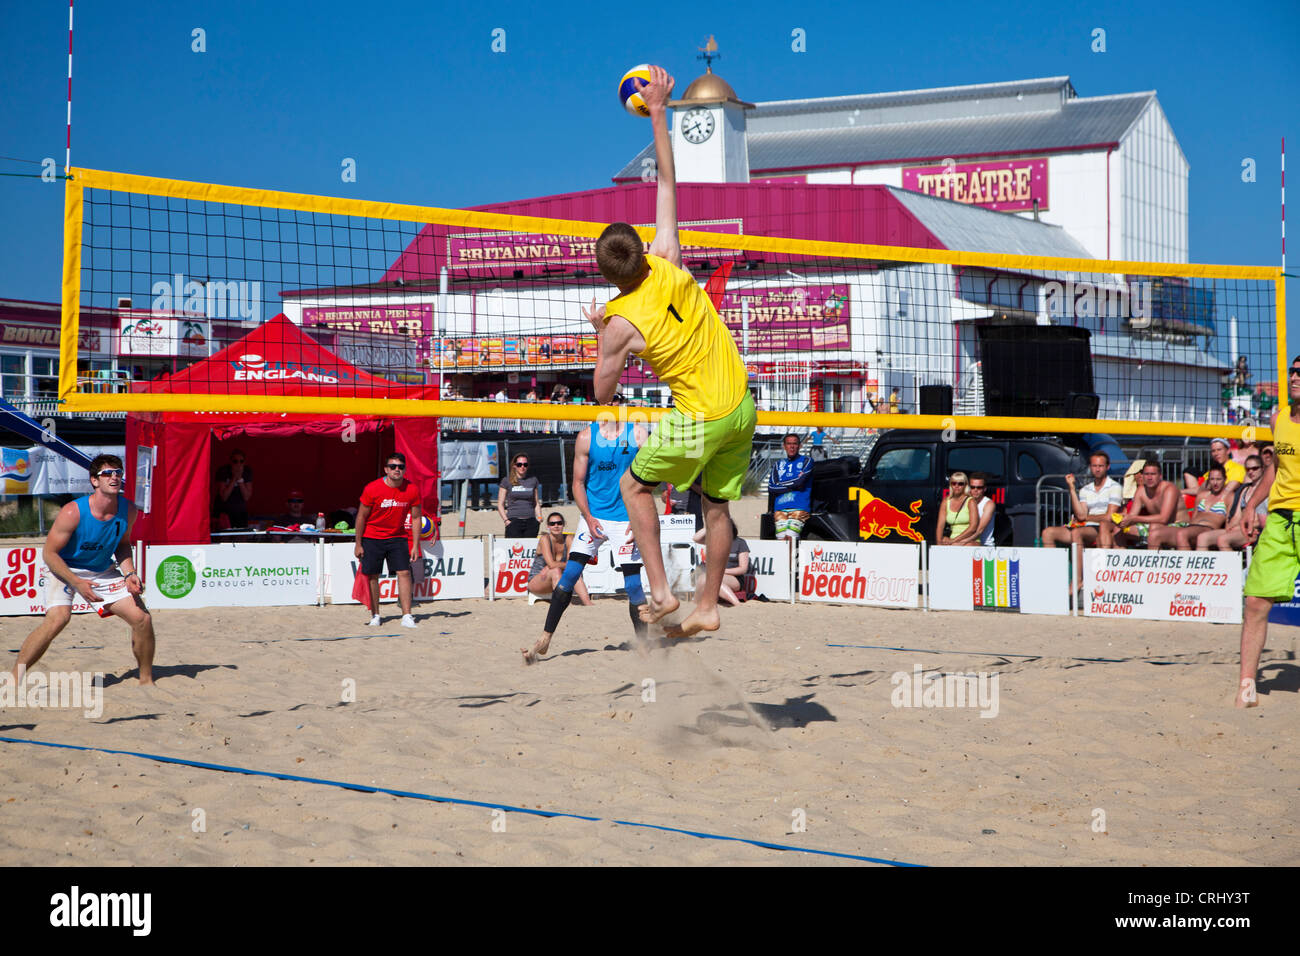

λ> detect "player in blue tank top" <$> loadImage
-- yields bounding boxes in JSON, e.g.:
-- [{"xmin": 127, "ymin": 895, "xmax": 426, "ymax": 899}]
[
  {"xmin": 522, "ymin": 410, "xmax": 649, "ymax": 664},
  {"xmin": 12, "ymin": 453, "xmax": 155, "ymax": 686}
]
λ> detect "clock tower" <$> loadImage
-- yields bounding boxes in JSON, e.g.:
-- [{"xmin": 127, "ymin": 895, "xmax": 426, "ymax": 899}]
[{"xmin": 669, "ymin": 47, "xmax": 753, "ymax": 183}]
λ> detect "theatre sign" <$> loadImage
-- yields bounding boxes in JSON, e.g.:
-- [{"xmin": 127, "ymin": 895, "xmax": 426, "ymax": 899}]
[{"xmin": 902, "ymin": 159, "xmax": 1048, "ymax": 212}]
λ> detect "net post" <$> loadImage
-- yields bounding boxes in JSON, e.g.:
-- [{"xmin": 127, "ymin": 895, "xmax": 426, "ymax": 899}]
[
  {"xmin": 1278, "ymin": 272, "xmax": 1289, "ymax": 420},
  {"xmin": 59, "ymin": 173, "xmax": 83, "ymax": 402}
]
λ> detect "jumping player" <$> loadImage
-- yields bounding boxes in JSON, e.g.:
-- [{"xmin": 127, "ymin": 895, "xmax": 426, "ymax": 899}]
[
  {"xmin": 587, "ymin": 64, "xmax": 756, "ymax": 639},
  {"xmin": 1235, "ymin": 355, "xmax": 1300, "ymax": 706},
  {"xmin": 11, "ymin": 453, "xmax": 154, "ymax": 685},
  {"xmin": 522, "ymin": 411, "xmax": 649, "ymax": 664}
]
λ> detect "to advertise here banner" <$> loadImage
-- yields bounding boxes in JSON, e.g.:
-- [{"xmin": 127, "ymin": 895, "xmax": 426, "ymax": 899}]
[
  {"xmin": 146, "ymin": 543, "xmax": 318, "ymax": 610},
  {"xmin": 1082, "ymin": 549, "xmax": 1242, "ymax": 623},
  {"xmin": 325, "ymin": 539, "xmax": 484, "ymax": 604},
  {"xmin": 928, "ymin": 546, "xmax": 1069, "ymax": 615},
  {"xmin": 797, "ymin": 541, "xmax": 919, "ymax": 608}
]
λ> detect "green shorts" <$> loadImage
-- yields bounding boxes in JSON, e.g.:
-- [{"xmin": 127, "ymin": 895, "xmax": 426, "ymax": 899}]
[
  {"xmin": 1243, "ymin": 512, "xmax": 1300, "ymax": 600},
  {"xmin": 631, "ymin": 393, "xmax": 757, "ymax": 501}
]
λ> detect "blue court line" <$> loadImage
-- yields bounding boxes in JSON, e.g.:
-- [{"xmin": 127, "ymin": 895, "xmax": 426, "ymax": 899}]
[
  {"xmin": 0, "ymin": 735, "xmax": 919, "ymax": 867},
  {"xmin": 827, "ymin": 643, "xmax": 1127, "ymax": 664}
]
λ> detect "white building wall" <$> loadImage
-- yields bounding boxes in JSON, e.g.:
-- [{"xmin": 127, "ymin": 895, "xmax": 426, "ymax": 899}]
[
  {"xmin": 1011, "ymin": 151, "xmax": 1111, "ymax": 259},
  {"xmin": 1118, "ymin": 101, "xmax": 1189, "ymax": 263}
]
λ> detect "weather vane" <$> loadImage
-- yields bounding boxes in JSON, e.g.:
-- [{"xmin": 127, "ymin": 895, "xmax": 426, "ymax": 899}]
[{"xmin": 697, "ymin": 35, "xmax": 720, "ymax": 70}]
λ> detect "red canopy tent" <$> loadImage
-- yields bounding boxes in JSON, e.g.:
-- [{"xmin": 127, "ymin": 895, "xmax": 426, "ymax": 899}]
[{"xmin": 125, "ymin": 315, "xmax": 438, "ymax": 545}]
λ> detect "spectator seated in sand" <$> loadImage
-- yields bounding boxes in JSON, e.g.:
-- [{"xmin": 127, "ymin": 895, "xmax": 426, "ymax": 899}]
[
  {"xmin": 526, "ymin": 512, "xmax": 592, "ymax": 607},
  {"xmin": 1196, "ymin": 455, "xmax": 1269, "ymax": 551},
  {"xmin": 1155, "ymin": 464, "xmax": 1232, "ymax": 550},
  {"xmin": 1112, "ymin": 461, "xmax": 1186, "ymax": 549},
  {"xmin": 697, "ymin": 519, "xmax": 751, "ymax": 607},
  {"xmin": 1041, "ymin": 452, "xmax": 1120, "ymax": 552}
]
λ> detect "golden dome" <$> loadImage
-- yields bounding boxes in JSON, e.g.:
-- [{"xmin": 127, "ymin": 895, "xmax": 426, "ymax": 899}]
[{"xmin": 671, "ymin": 68, "xmax": 753, "ymax": 108}]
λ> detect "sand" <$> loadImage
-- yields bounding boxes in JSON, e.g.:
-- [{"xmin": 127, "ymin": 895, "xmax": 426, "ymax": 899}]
[{"xmin": 1, "ymin": 496, "xmax": 1296, "ymax": 866}]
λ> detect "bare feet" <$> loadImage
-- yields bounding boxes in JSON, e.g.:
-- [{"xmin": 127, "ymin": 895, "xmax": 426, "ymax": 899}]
[
  {"xmin": 521, "ymin": 635, "xmax": 552, "ymax": 666},
  {"xmin": 1234, "ymin": 678, "xmax": 1258, "ymax": 708},
  {"xmin": 638, "ymin": 594, "xmax": 680, "ymax": 624},
  {"xmin": 664, "ymin": 605, "xmax": 721, "ymax": 639}
]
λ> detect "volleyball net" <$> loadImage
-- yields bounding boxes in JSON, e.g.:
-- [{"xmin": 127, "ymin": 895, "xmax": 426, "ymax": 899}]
[{"xmin": 61, "ymin": 167, "xmax": 1285, "ymax": 437}]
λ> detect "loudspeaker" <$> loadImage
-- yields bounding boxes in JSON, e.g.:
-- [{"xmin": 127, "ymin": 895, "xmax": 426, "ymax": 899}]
[
  {"xmin": 976, "ymin": 326, "xmax": 1094, "ymax": 418},
  {"xmin": 1066, "ymin": 391, "xmax": 1101, "ymax": 419},
  {"xmin": 919, "ymin": 384, "xmax": 953, "ymax": 416}
]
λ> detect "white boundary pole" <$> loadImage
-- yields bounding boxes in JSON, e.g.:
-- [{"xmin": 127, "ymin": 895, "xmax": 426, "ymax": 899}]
[{"xmin": 486, "ymin": 534, "xmax": 494, "ymax": 601}]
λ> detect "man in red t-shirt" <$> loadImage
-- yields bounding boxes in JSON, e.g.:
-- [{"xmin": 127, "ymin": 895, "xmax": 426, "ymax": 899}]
[{"xmin": 355, "ymin": 453, "xmax": 423, "ymax": 627}]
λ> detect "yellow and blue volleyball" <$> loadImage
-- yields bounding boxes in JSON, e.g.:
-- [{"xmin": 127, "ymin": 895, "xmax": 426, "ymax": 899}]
[
  {"xmin": 619, "ymin": 64, "xmax": 653, "ymax": 117},
  {"xmin": 419, "ymin": 514, "xmax": 436, "ymax": 540}
]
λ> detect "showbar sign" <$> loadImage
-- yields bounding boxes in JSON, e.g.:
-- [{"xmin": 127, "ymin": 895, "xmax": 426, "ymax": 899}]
[{"xmin": 902, "ymin": 158, "xmax": 1048, "ymax": 212}]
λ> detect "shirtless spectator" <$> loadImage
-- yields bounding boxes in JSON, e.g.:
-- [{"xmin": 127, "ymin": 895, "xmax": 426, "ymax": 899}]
[
  {"xmin": 1113, "ymin": 461, "xmax": 1183, "ymax": 549},
  {"xmin": 1158, "ymin": 464, "xmax": 1231, "ymax": 550},
  {"xmin": 1197, "ymin": 455, "xmax": 1268, "ymax": 551},
  {"xmin": 1042, "ymin": 452, "xmax": 1120, "ymax": 553}
]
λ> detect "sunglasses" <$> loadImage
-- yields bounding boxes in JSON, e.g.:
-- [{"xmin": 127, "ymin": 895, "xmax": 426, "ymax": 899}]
[
  {"xmin": 1246, "ymin": 466, "xmax": 1262, "ymax": 473},
  {"xmin": 95, "ymin": 469, "xmax": 124, "ymax": 478},
  {"xmin": 969, "ymin": 485, "xmax": 985, "ymax": 490},
  {"xmin": 514, "ymin": 461, "xmax": 529, "ymax": 468},
  {"xmin": 950, "ymin": 480, "xmax": 966, "ymax": 486},
  {"xmin": 547, "ymin": 521, "xmax": 564, "ymax": 527},
  {"xmin": 386, "ymin": 463, "xmax": 405, "ymax": 471},
  {"xmin": 1289, "ymin": 368, "xmax": 1300, "ymax": 377}
]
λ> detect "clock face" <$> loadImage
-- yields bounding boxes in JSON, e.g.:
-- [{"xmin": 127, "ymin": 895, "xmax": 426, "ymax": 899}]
[{"xmin": 681, "ymin": 108, "xmax": 715, "ymax": 144}]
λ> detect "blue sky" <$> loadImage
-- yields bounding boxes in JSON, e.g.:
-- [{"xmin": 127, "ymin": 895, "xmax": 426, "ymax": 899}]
[{"xmin": 2, "ymin": 0, "xmax": 1297, "ymax": 354}]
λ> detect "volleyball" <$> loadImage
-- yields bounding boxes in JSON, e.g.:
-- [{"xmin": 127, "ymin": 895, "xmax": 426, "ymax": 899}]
[
  {"xmin": 419, "ymin": 514, "xmax": 436, "ymax": 540},
  {"xmin": 619, "ymin": 64, "xmax": 653, "ymax": 117}
]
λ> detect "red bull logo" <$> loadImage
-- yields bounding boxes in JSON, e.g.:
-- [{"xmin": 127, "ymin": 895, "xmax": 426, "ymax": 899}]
[{"xmin": 849, "ymin": 488, "xmax": 924, "ymax": 543}]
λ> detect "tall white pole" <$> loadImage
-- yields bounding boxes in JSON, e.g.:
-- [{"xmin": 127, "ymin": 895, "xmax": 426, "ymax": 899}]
[{"xmin": 65, "ymin": 0, "xmax": 74, "ymax": 173}]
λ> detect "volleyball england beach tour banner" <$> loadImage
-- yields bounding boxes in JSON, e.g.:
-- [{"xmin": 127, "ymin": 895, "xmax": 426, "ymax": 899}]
[
  {"xmin": 1081, "ymin": 549, "xmax": 1242, "ymax": 623},
  {"xmin": 797, "ymin": 541, "xmax": 919, "ymax": 608},
  {"xmin": 325, "ymin": 539, "xmax": 484, "ymax": 604}
]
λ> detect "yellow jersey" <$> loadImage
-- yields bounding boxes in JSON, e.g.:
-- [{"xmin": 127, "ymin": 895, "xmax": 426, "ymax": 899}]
[
  {"xmin": 606, "ymin": 254, "xmax": 748, "ymax": 421},
  {"xmin": 1269, "ymin": 412, "xmax": 1300, "ymax": 510}
]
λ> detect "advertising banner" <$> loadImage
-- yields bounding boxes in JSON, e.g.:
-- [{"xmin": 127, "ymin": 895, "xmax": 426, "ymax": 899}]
[
  {"xmin": 325, "ymin": 539, "xmax": 484, "ymax": 604},
  {"xmin": 740, "ymin": 539, "xmax": 792, "ymax": 601},
  {"xmin": 902, "ymin": 158, "xmax": 1048, "ymax": 212},
  {"xmin": 24, "ymin": 445, "xmax": 124, "ymax": 497},
  {"xmin": 1082, "ymin": 549, "xmax": 1242, "ymax": 623},
  {"xmin": 446, "ymin": 220, "xmax": 742, "ymax": 276},
  {"xmin": 119, "ymin": 314, "xmax": 210, "ymax": 357},
  {"xmin": 796, "ymin": 541, "xmax": 920, "ymax": 607},
  {"xmin": 928, "ymin": 546, "xmax": 1069, "ymax": 615},
  {"xmin": 439, "ymin": 442, "xmax": 499, "ymax": 481},
  {"xmin": 303, "ymin": 304, "xmax": 432, "ymax": 337},
  {"xmin": 0, "ymin": 545, "xmax": 97, "ymax": 617},
  {"xmin": 1267, "ymin": 571, "xmax": 1300, "ymax": 626},
  {"xmin": 2, "ymin": 447, "xmax": 31, "ymax": 493},
  {"xmin": 146, "ymin": 543, "xmax": 318, "ymax": 609},
  {"xmin": 431, "ymin": 334, "xmax": 598, "ymax": 369}
]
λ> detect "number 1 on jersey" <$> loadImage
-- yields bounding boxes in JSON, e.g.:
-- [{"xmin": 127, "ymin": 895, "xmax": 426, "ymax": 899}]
[{"xmin": 666, "ymin": 304, "xmax": 683, "ymax": 323}]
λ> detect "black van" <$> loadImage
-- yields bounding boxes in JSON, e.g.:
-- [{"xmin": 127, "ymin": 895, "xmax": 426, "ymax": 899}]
[{"xmin": 761, "ymin": 429, "xmax": 1129, "ymax": 547}]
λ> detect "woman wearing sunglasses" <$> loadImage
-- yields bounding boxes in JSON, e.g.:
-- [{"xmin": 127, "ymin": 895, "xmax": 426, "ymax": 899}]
[
  {"xmin": 498, "ymin": 455, "xmax": 542, "ymax": 538},
  {"xmin": 526, "ymin": 513, "xmax": 592, "ymax": 605},
  {"xmin": 935, "ymin": 472, "xmax": 978, "ymax": 546}
]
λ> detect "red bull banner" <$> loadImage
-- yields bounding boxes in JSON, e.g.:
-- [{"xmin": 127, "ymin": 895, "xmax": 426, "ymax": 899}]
[
  {"xmin": 797, "ymin": 542, "xmax": 919, "ymax": 608},
  {"xmin": 849, "ymin": 488, "xmax": 925, "ymax": 543},
  {"xmin": 928, "ymin": 547, "xmax": 1069, "ymax": 615},
  {"xmin": 326, "ymin": 540, "xmax": 483, "ymax": 603},
  {"xmin": 1081, "ymin": 550, "xmax": 1241, "ymax": 623}
]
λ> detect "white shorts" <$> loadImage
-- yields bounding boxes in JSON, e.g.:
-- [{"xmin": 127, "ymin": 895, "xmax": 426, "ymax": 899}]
[
  {"xmin": 573, "ymin": 517, "xmax": 642, "ymax": 566},
  {"xmin": 47, "ymin": 566, "xmax": 130, "ymax": 609}
]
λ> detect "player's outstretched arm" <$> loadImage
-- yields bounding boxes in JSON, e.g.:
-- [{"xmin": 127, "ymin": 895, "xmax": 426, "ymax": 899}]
[{"xmin": 639, "ymin": 65, "xmax": 680, "ymax": 268}]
